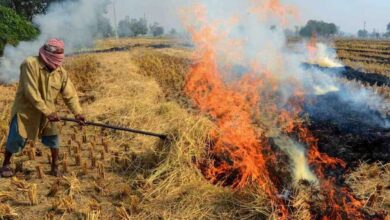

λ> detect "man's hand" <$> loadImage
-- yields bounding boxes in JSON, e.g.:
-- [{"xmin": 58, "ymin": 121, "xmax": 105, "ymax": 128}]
[
  {"xmin": 75, "ymin": 114, "xmax": 86, "ymax": 126},
  {"xmin": 47, "ymin": 113, "xmax": 60, "ymax": 122}
]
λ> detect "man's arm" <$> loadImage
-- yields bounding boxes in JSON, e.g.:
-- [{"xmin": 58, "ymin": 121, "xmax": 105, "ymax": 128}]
[{"xmin": 21, "ymin": 60, "xmax": 52, "ymax": 116}]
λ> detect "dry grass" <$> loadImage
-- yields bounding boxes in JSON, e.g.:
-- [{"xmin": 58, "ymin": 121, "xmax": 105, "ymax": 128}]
[
  {"xmin": 94, "ymin": 37, "xmax": 177, "ymax": 50},
  {"xmin": 0, "ymin": 85, "xmax": 16, "ymax": 148},
  {"xmin": 77, "ymin": 49, "xmax": 275, "ymax": 219},
  {"xmin": 335, "ymin": 39, "xmax": 390, "ymax": 76},
  {"xmin": 0, "ymin": 38, "xmax": 389, "ymax": 219},
  {"xmin": 0, "ymin": 203, "xmax": 18, "ymax": 219},
  {"xmin": 346, "ymin": 162, "xmax": 390, "ymax": 214},
  {"xmin": 132, "ymin": 48, "xmax": 191, "ymax": 103}
]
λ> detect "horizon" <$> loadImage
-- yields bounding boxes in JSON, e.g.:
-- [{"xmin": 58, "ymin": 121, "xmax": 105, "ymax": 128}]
[{"xmin": 108, "ymin": 0, "xmax": 390, "ymax": 35}]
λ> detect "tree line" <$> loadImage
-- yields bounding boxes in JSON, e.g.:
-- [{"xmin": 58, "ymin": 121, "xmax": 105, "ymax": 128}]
[
  {"xmin": 357, "ymin": 23, "xmax": 390, "ymax": 39},
  {"xmin": 0, "ymin": 0, "xmax": 176, "ymax": 56},
  {"xmin": 116, "ymin": 16, "xmax": 173, "ymax": 38},
  {"xmin": 288, "ymin": 20, "xmax": 390, "ymax": 39}
]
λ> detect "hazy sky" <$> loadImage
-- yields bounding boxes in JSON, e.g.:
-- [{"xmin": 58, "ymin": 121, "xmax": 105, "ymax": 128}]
[
  {"xmin": 286, "ymin": 0, "xmax": 390, "ymax": 34},
  {"xmin": 110, "ymin": 0, "xmax": 390, "ymax": 34}
]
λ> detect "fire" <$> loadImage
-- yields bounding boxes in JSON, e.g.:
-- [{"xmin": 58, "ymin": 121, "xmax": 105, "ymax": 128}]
[
  {"xmin": 183, "ymin": 1, "xmax": 370, "ymax": 219},
  {"xmin": 187, "ymin": 24, "xmax": 268, "ymax": 188},
  {"xmin": 186, "ymin": 18, "xmax": 289, "ymax": 218},
  {"xmin": 250, "ymin": 0, "xmax": 299, "ymax": 26},
  {"xmin": 307, "ymin": 33, "xmax": 318, "ymax": 62}
]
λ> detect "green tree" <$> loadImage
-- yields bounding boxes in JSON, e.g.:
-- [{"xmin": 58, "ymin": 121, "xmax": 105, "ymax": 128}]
[
  {"xmin": 299, "ymin": 20, "xmax": 338, "ymax": 37},
  {"xmin": 149, "ymin": 22, "xmax": 164, "ymax": 37},
  {"xmin": 117, "ymin": 17, "xmax": 148, "ymax": 37},
  {"xmin": 169, "ymin": 28, "xmax": 177, "ymax": 36},
  {"xmin": 96, "ymin": 16, "xmax": 113, "ymax": 38},
  {"xmin": 0, "ymin": 6, "xmax": 39, "ymax": 55},
  {"xmin": 387, "ymin": 22, "xmax": 390, "ymax": 32},
  {"xmin": 0, "ymin": 0, "xmax": 63, "ymax": 20},
  {"xmin": 357, "ymin": 29, "xmax": 368, "ymax": 38},
  {"xmin": 130, "ymin": 18, "xmax": 147, "ymax": 37},
  {"xmin": 118, "ymin": 16, "xmax": 133, "ymax": 37}
]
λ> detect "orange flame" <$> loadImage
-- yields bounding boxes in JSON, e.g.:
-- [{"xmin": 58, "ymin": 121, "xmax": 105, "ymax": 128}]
[
  {"xmin": 250, "ymin": 0, "xmax": 299, "ymax": 26},
  {"xmin": 307, "ymin": 33, "xmax": 318, "ymax": 62},
  {"xmin": 183, "ymin": 2, "xmax": 369, "ymax": 219}
]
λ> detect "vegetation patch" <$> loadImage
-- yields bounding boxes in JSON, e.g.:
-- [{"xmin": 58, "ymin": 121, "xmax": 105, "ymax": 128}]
[{"xmin": 0, "ymin": 6, "xmax": 39, "ymax": 56}]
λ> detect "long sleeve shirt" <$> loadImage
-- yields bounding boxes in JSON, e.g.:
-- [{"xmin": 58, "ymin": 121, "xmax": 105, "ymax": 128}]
[{"xmin": 11, "ymin": 56, "xmax": 82, "ymax": 139}]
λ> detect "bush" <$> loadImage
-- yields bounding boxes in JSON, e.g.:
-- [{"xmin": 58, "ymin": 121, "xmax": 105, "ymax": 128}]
[
  {"xmin": 149, "ymin": 22, "xmax": 164, "ymax": 37},
  {"xmin": 0, "ymin": 6, "xmax": 39, "ymax": 55}
]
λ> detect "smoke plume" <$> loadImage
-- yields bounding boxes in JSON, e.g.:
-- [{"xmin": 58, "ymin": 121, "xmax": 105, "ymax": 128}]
[{"xmin": 0, "ymin": 0, "xmax": 109, "ymax": 82}]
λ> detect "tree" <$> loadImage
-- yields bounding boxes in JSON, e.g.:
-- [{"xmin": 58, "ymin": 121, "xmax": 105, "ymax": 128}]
[
  {"xmin": 117, "ymin": 17, "xmax": 148, "ymax": 37},
  {"xmin": 385, "ymin": 23, "xmax": 390, "ymax": 38},
  {"xmin": 96, "ymin": 15, "xmax": 113, "ymax": 38},
  {"xmin": 299, "ymin": 20, "xmax": 338, "ymax": 37},
  {"xmin": 369, "ymin": 30, "xmax": 380, "ymax": 39},
  {"xmin": 0, "ymin": 0, "xmax": 64, "ymax": 21},
  {"xmin": 0, "ymin": 6, "xmax": 39, "ymax": 55},
  {"xmin": 169, "ymin": 28, "xmax": 177, "ymax": 36},
  {"xmin": 130, "ymin": 18, "xmax": 147, "ymax": 36},
  {"xmin": 118, "ymin": 16, "xmax": 133, "ymax": 37},
  {"xmin": 357, "ymin": 29, "xmax": 368, "ymax": 38},
  {"xmin": 149, "ymin": 22, "xmax": 164, "ymax": 37}
]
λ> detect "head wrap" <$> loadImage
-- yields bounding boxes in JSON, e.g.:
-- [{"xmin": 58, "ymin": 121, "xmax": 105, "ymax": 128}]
[{"xmin": 39, "ymin": 38, "xmax": 65, "ymax": 70}]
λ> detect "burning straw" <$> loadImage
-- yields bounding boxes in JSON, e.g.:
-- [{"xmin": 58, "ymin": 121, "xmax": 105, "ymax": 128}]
[{"xmin": 176, "ymin": 1, "xmax": 387, "ymax": 219}]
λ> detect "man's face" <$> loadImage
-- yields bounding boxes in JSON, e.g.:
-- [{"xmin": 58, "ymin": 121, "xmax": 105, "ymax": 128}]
[{"xmin": 44, "ymin": 44, "xmax": 64, "ymax": 54}]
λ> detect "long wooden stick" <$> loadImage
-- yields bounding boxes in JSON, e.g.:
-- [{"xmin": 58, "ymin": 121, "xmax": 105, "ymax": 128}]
[{"xmin": 60, "ymin": 117, "xmax": 167, "ymax": 139}]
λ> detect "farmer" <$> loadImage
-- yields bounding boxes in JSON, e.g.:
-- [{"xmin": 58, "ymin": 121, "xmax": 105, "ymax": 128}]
[{"xmin": 1, "ymin": 38, "xmax": 85, "ymax": 177}]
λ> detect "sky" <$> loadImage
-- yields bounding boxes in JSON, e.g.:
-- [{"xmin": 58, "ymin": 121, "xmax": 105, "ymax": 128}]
[
  {"xmin": 109, "ymin": 0, "xmax": 390, "ymax": 35},
  {"xmin": 286, "ymin": 0, "xmax": 390, "ymax": 34}
]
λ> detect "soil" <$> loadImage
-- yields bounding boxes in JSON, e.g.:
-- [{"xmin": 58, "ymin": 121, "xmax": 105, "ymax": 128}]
[{"xmin": 303, "ymin": 63, "xmax": 390, "ymax": 87}]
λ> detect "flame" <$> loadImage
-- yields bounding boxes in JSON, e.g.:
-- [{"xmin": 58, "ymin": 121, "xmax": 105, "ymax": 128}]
[
  {"xmin": 185, "ymin": 8, "xmax": 289, "ymax": 217},
  {"xmin": 250, "ymin": 0, "xmax": 299, "ymax": 26},
  {"xmin": 183, "ymin": 1, "xmax": 369, "ymax": 219},
  {"xmin": 307, "ymin": 33, "xmax": 318, "ymax": 61}
]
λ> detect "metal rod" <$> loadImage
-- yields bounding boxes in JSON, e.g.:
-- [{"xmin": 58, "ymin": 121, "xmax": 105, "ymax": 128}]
[{"xmin": 60, "ymin": 117, "xmax": 167, "ymax": 139}]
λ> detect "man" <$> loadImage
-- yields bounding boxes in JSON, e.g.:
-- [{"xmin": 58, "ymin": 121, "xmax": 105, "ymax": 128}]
[{"xmin": 1, "ymin": 38, "xmax": 85, "ymax": 177}]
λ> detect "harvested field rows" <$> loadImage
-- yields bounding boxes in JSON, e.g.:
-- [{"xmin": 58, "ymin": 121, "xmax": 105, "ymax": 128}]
[{"xmin": 335, "ymin": 39, "xmax": 390, "ymax": 76}]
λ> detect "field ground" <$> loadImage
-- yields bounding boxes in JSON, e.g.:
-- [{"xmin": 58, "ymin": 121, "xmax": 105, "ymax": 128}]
[
  {"xmin": 0, "ymin": 38, "xmax": 389, "ymax": 219},
  {"xmin": 335, "ymin": 39, "xmax": 390, "ymax": 77}
]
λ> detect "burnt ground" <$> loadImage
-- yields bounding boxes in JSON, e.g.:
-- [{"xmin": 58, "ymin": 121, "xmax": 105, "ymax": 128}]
[
  {"xmin": 303, "ymin": 89, "xmax": 390, "ymax": 167},
  {"xmin": 67, "ymin": 42, "xmax": 193, "ymax": 57},
  {"xmin": 302, "ymin": 63, "xmax": 390, "ymax": 87},
  {"xmin": 300, "ymin": 64, "xmax": 390, "ymax": 166}
]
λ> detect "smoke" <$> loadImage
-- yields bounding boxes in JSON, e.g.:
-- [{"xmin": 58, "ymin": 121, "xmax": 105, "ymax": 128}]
[
  {"xmin": 273, "ymin": 135, "xmax": 318, "ymax": 183},
  {"xmin": 308, "ymin": 43, "xmax": 343, "ymax": 68},
  {"xmin": 0, "ymin": 0, "xmax": 110, "ymax": 82}
]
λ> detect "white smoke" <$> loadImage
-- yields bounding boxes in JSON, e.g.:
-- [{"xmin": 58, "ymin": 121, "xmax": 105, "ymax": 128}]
[
  {"xmin": 0, "ymin": 0, "xmax": 109, "ymax": 82},
  {"xmin": 273, "ymin": 136, "xmax": 318, "ymax": 183},
  {"xmin": 308, "ymin": 43, "xmax": 343, "ymax": 68}
]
